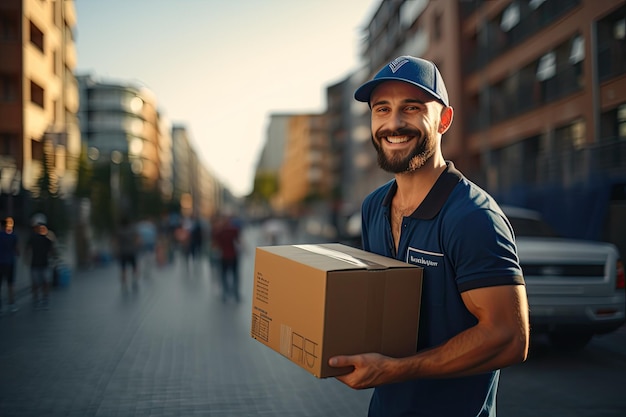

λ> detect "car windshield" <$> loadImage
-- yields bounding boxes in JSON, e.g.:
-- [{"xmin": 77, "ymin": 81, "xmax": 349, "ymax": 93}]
[{"xmin": 508, "ymin": 217, "xmax": 560, "ymax": 238}]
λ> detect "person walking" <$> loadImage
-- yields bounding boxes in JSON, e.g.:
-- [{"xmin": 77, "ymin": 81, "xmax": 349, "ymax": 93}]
[
  {"xmin": 0, "ymin": 217, "xmax": 19, "ymax": 314},
  {"xmin": 115, "ymin": 216, "xmax": 140, "ymax": 289},
  {"xmin": 188, "ymin": 218, "xmax": 204, "ymax": 262},
  {"xmin": 136, "ymin": 217, "xmax": 157, "ymax": 279},
  {"xmin": 25, "ymin": 215, "xmax": 56, "ymax": 310},
  {"xmin": 328, "ymin": 56, "xmax": 530, "ymax": 417},
  {"xmin": 211, "ymin": 214, "xmax": 241, "ymax": 302}
]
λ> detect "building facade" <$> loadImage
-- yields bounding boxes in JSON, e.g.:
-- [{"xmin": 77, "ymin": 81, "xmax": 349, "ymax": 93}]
[
  {"xmin": 77, "ymin": 74, "xmax": 161, "ymax": 188},
  {"xmin": 277, "ymin": 113, "xmax": 331, "ymax": 215},
  {"xmin": 251, "ymin": 114, "xmax": 290, "ymax": 216},
  {"xmin": 0, "ymin": 0, "xmax": 80, "ymax": 220},
  {"xmin": 170, "ymin": 124, "xmax": 223, "ymax": 219},
  {"xmin": 347, "ymin": 0, "xmax": 625, "ymax": 254},
  {"xmin": 460, "ymin": 0, "xmax": 626, "ymax": 254}
]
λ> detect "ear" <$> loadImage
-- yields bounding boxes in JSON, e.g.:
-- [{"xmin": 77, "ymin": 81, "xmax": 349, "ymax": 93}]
[{"xmin": 438, "ymin": 106, "xmax": 454, "ymax": 134}]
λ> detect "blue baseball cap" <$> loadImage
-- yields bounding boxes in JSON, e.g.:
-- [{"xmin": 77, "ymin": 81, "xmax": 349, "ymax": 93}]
[{"xmin": 354, "ymin": 56, "xmax": 449, "ymax": 107}]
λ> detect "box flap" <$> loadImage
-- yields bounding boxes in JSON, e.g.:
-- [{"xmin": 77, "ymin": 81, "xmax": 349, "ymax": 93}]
[
  {"xmin": 257, "ymin": 244, "xmax": 420, "ymax": 272},
  {"xmin": 294, "ymin": 244, "xmax": 388, "ymax": 270}
]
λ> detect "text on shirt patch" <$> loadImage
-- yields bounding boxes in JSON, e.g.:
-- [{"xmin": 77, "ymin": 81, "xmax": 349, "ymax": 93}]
[{"xmin": 406, "ymin": 246, "xmax": 443, "ymax": 268}]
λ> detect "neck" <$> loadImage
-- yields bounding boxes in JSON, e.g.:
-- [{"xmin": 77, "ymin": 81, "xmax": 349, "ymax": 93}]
[{"xmin": 393, "ymin": 158, "xmax": 446, "ymax": 207}]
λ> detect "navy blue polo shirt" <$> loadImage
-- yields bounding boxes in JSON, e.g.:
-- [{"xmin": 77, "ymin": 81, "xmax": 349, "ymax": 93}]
[{"xmin": 361, "ymin": 161, "xmax": 524, "ymax": 417}]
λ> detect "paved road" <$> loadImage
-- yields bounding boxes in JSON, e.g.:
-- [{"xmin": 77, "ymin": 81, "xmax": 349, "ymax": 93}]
[
  {"xmin": 0, "ymin": 226, "xmax": 372, "ymax": 417},
  {"xmin": 2, "ymin": 224, "xmax": 625, "ymax": 416}
]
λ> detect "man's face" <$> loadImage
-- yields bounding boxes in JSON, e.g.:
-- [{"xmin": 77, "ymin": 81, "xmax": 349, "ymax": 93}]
[{"xmin": 369, "ymin": 81, "xmax": 445, "ymax": 174}]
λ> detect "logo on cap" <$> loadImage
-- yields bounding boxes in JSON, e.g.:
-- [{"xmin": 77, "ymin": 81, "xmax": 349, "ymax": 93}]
[{"xmin": 389, "ymin": 57, "xmax": 409, "ymax": 73}]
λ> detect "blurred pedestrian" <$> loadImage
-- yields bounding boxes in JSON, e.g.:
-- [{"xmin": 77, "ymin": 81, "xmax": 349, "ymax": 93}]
[
  {"xmin": 212, "ymin": 214, "xmax": 241, "ymax": 302},
  {"xmin": 114, "ymin": 216, "xmax": 140, "ymax": 289},
  {"xmin": 262, "ymin": 217, "xmax": 288, "ymax": 245},
  {"xmin": 207, "ymin": 214, "xmax": 221, "ymax": 280},
  {"xmin": 0, "ymin": 217, "xmax": 19, "ymax": 314},
  {"xmin": 187, "ymin": 217, "xmax": 204, "ymax": 266},
  {"xmin": 25, "ymin": 215, "xmax": 56, "ymax": 310},
  {"xmin": 137, "ymin": 217, "xmax": 157, "ymax": 279},
  {"xmin": 174, "ymin": 219, "xmax": 191, "ymax": 266}
]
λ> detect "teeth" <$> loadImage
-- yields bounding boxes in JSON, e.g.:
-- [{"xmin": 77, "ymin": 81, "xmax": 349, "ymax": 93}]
[{"xmin": 386, "ymin": 136, "xmax": 409, "ymax": 144}]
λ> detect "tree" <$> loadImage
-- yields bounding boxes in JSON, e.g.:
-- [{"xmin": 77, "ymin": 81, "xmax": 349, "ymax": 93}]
[{"xmin": 31, "ymin": 145, "xmax": 69, "ymax": 236}]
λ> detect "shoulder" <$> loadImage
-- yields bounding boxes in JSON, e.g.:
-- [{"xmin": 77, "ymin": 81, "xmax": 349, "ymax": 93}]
[
  {"xmin": 444, "ymin": 180, "xmax": 508, "ymax": 225},
  {"xmin": 439, "ymin": 182, "xmax": 516, "ymax": 253}
]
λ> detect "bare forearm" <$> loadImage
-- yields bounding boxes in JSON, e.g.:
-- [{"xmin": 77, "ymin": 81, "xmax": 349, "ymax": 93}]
[
  {"xmin": 331, "ymin": 285, "xmax": 530, "ymax": 390},
  {"xmin": 389, "ymin": 323, "xmax": 526, "ymax": 382}
]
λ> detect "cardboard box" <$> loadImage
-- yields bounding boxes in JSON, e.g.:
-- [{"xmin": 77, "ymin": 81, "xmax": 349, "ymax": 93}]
[{"xmin": 250, "ymin": 243, "xmax": 423, "ymax": 378}]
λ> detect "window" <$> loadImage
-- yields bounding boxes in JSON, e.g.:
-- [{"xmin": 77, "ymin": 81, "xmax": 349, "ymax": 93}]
[
  {"xmin": 30, "ymin": 80, "xmax": 45, "ymax": 108},
  {"xmin": 500, "ymin": 2, "xmax": 520, "ymax": 32},
  {"xmin": 31, "ymin": 139, "xmax": 44, "ymax": 162},
  {"xmin": 128, "ymin": 96, "xmax": 143, "ymax": 113},
  {"xmin": 569, "ymin": 35, "xmax": 585, "ymax": 64},
  {"xmin": 601, "ymin": 104, "xmax": 626, "ymax": 142},
  {"xmin": 0, "ymin": 134, "xmax": 17, "ymax": 156},
  {"xmin": 614, "ymin": 18, "xmax": 625, "ymax": 40},
  {"xmin": 529, "ymin": 0, "xmax": 547, "ymax": 10},
  {"xmin": 597, "ymin": 5, "xmax": 626, "ymax": 80},
  {"xmin": 29, "ymin": 21, "xmax": 44, "ymax": 52},
  {"xmin": 536, "ymin": 51, "xmax": 556, "ymax": 81},
  {"xmin": 555, "ymin": 119, "xmax": 585, "ymax": 151},
  {"xmin": 0, "ymin": 13, "xmax": 19, "ymax": 41},
  {"xmin": 1, "ymin": 75, "xmax": 18, "ymax": 102},
  {"xmin": 400, "ymin": 0, "xmax": 427, "ymax": 29},
  {"xmin": 493, "ymin": 134, "xmax": 541, "ymax": 189}
]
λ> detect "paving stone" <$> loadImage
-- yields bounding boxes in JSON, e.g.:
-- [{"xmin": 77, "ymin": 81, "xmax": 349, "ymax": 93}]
[{"xmin": 0, "ymin": 227, "xmax": 372, "ymax": 417}]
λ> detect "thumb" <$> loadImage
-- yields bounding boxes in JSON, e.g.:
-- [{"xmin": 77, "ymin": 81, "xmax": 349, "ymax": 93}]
[{"xmin": 328, "ymin": 355, "xmax": 352, "ymax": 368}]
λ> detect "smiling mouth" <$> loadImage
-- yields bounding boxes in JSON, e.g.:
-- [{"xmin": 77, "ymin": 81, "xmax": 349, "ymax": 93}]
[{"xmin": 385, "ymin": 135, "xmax": 411, "ymax": 144}]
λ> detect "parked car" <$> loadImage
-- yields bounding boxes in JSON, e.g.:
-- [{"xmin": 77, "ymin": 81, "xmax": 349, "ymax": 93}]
[
  {"xmin": 342, "ymin": 206, "xmax": 626, "ymax": 350},
  {"xmin": 502, "ymin": 205, "xmax": 625, "ymax": 350}
]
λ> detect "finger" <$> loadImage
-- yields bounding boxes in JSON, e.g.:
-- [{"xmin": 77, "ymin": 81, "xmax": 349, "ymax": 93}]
[{"xmin": 328, "ymin": 355, "xmax": 352, "ymax": 368}]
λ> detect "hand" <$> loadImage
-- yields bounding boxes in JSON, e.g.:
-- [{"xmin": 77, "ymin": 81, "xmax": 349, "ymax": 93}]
[{"xmin": 328, "ymin": 353, "xmax": 393, "ymax": 389}]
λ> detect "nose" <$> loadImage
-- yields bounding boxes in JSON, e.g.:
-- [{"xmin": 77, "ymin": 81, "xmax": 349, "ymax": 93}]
[{"xmin": 388, "ymin": 109, "xmax": 406, "ymax": 131}]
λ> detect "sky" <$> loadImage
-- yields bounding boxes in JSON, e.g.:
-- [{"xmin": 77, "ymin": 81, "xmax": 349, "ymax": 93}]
[{"xmin": 74, "ymin": 0, "xmax": 378, "ymax": 197}]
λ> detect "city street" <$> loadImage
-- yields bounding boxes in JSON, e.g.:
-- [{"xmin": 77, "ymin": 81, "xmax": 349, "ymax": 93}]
[
  {"xmin": 0, "ymin": 225, "xmax": 372, "ymax": 417},
  {"xmin": 1, "ymin": 224, "xmax": 625, "ymax": 416}
]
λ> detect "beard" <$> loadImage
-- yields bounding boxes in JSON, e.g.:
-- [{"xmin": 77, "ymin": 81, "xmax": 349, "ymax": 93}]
[{"xmin": 372, "ymin": 127, "xmax": 437, "ymax": 174}]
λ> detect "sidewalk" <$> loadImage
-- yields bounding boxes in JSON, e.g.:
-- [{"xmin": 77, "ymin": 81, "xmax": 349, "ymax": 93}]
[
  {"xmin": 0, "ymin": 226, "xmax": 372, "ymax": 417},
  {"xmin": 3, "ymin": 224, "xmax": 623, "ymax": 417}
]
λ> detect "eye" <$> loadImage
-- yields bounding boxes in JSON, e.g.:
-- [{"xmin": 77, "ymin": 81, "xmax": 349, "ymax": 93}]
[{"xmin": 373, "ymin": 106, "xmax": 390, "ymax": 113}]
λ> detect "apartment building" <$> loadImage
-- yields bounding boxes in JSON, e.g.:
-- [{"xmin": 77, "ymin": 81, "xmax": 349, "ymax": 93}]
[
  {"xmin": 461, "ymin": 0, "xmax": 625, "ymax": 252},
  {"xmin": 0, "ymin": 0, "xmax": 80, "ymax": 219},
  {"xmin": 169, "ymin": 124, "xmax": 223, "ymax": 219},
  {"xmin": 171, "ymin": 124, "xmax": 194, "ymax": 217},
  {"xmin": 251, "ymin": 113, "xmax": 290, "ymax": 216},
  {"xmin": 157, "ymin": 113, "xmax": 174, "ymax": 204},
  {"xmin": 77, "ymin": 74, "xmax": 161, "ymax": 187},
  {"xmin": 350, "ymin": 0, "xmax": 625, "ymax": 253},
  {"xmin": 275, "ymin": 113, "xmax": 332, "ymax": 215}
]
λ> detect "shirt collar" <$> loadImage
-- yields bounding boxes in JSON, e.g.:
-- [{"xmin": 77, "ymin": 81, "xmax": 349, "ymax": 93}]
[{"xmin": 382, "ymin": 161, "xmax": 463, "ymax": 220}]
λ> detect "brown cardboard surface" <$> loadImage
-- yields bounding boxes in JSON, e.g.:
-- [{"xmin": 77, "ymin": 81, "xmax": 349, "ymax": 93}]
[{"xmin": 250, "ymin": 243, "xmax": 423, "ymax": 378}]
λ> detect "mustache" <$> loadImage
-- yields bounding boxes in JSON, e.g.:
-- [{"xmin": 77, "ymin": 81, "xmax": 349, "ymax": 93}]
[{"xmin": 375, "ymin": 127, "xmax": 422, "ymax": 140}]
